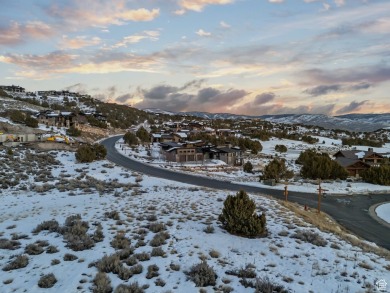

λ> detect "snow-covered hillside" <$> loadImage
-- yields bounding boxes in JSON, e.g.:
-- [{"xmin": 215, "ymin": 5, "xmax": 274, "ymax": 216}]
[{"xmin": 1, "ymin": 148, "xmax": 388, "ymax": 292}]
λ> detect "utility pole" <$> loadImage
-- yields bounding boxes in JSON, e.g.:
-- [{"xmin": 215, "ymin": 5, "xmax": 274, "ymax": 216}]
[{"xmin": 284, "ymin": 181, "xmax": 288, "ymax": 202}]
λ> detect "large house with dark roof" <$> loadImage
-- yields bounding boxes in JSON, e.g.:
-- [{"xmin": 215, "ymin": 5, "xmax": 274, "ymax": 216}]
[{"xmin": 334, "ymin": 148, "xmax": 385, "ymax": 177}]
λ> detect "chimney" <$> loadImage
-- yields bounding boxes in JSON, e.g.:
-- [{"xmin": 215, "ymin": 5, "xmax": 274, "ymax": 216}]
[{"xmin": 368, "ymin": 147, "xmax": 373, "ymax": 152}]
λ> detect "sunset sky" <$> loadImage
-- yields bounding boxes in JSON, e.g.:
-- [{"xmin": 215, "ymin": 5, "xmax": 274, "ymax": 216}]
[{"xmin": 0, "ymin": 0, "xmax": 389, "ymax": 115}]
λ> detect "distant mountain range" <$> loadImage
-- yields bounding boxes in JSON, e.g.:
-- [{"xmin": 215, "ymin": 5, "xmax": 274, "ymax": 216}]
[{"xmin": 144, "ymin": 108, "xmax": 390, "ymax": 132}]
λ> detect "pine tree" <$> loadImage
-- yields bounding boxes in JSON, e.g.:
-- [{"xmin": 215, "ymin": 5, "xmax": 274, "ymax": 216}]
[
  {"xmin": 243, "ymin": 161, "xmax": 253, "ymax": 173},
  {"xmin": 218, "ymin": 190, "xmax": 266, "ymax": 238},
  {"xmin": 261, "ymin": 158, "xmax": 293, "ymax": 182}
]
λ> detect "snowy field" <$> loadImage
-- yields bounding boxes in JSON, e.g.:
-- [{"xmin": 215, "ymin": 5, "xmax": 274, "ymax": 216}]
[
  {"xmin": 116, "ymin": 139, "xmax": 390, "ymax": 196},
  {"xmin": 0, "ymin": 148, "xmax": 389, "ymax": 293},
  {"xmin": 376, "ymin": 203, "xmax": 390, "ymax": 224}
]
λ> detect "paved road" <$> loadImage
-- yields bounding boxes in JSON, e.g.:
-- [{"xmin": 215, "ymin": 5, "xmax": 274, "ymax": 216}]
[{"xmin": 101, "ymin": 135, "xmax": 390, "ymax": 250}]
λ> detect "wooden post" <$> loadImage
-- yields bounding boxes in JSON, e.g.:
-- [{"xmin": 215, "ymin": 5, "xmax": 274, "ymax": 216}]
[
  {"xmin": 317, "ymin": 180, "xmax": 322, "ymax": 214},
  {"xmin": 284, "ymin": 182, "xmax": 288, "ymax": 202}
]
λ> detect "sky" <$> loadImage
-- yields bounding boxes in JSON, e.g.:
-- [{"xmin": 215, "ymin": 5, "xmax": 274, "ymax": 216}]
[{"xmin": 0, "ymin": 0, "xmax": 389, "ymax": 116}]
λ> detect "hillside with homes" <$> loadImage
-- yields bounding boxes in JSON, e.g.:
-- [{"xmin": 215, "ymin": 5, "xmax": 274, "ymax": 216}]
[{"xmin": 1, "ymin": 85, "xmax": 390, "ymax": 292}]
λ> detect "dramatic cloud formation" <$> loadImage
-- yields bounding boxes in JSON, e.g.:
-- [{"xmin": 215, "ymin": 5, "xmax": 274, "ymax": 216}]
[
  {"xmin": 0, "ymin": 0, "xmax": 389, "ymax": 115},
  {"xmin": 133, "ymin": 81, "xmax": 248, "ymax": 112},
  {"xmin": 336, "ymin": 100, "xmax": 369, "ymax": 115}
]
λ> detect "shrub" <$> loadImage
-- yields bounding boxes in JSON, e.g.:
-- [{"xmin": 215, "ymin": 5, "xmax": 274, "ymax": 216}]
[
  {"xmin": 51, "ymin": 259, "xmax": 60, "ymax": 266},
  {"xmin": 243, "ymin": 161, "xmax": 253, "ymax": 173},
  {"xmin": 2, "ymin": 255, "xmax": 29, "ymax": 271},
  {"xmin": 130, "ymin": 264, "xmax": 143, "ymax": 275},
  {"xmin": 33, "ymin": 220, "xmax": 60, "ymax": 234},
  {"xmin": 25, "ymin": 116, "xmax": 38, "ymax": 128},
  {"xmin": 0, "ymin": 238, "xmax": 21, "ymax": 250},
  {"xmin": 134, "ymin": 252, "xmax": 151, "ymax": 262},
  {"xmin": 111, "ymin": 233, "xmax": 131, "ymax": 250},
  {"xmin": 226, "ymin": 265, "xmax": 257, "ymax": 278},
  {"xmin": 151, "ymin": 247, "xmax": 165, "ymax": 257},
  {"xmin": 9, "ymin": 110, "xmax": 25, "ymax": 123},
  {"xmin": 149, "ymin": 232, "xmax": 170, "ymax": 247},
  {"xmin": 93, "ymin": 224, "xmax": 104, "ymax": 242},
  {"xmin": 254, "ymin": 276, "xmax": 287, "ymax": 293},
  {"xmin": 290, "ymin": 230, "xmax": 328, "ymax": 247},
  {"xmin": 209, "ymin": 249, "xmax": 220, "ymax": 258},
  {"xmin": 63, "ymin": 253, "xmax": 78, "ymax": 261},
  {"xmin": 218, "ymin": 190, "xmax": 266, "ymax": 238},
  {"xmin": 66, "ymin": 126, "xmax": 82, "ymax": 137},
  {"xmin": 261, "ymin": 158, "xmax": 293, "ymax": 183},
  {"xmin": 148, "ymin": 222, "xmax": 166, "ymax": 233},
  {"xmin": 96, "ymin": 254, "xmax": 122, "ymax": 274},
  {"xmin": 170, "ymin": 263, "xmax": 181, "ymax": 271},
  {"xmin": 114, "ymin": 283, "xmax": 144, "ymax": 293},
  {"xmin": 203, "ymin": 225, "xmax": 215, "ymax": 234},
  {"xmin": 46, "ymin": 245, "xmax": 59, "ymax": 254},
  {"xmin": 38, "ymin": 273, "xmax": 57, "ymax": 288},
  {"xmin": 146, "ymin": 264, "xmax": 159, "ymax": 279},
  {"xmin": 275, "ymin": 144, "xmax": 287, "ymax": 153},
  {"xmin": 25, "ymin": 243, "xmax": 44, "ymax": 255},
  {"xmin": 186, "ymin": 261, "xmax": 217, "ymax": 287},
  {"xmin": 155, "ymin": 278, "xmax": 166, "ymax": 287},
  {"xmin": 76, "ymin": 145, "xmax": 96, "ymax": 163},
  {"xmin": 105, "ymin": 211, "xmax": 120, "ymax": 220},
  {"xmin": 93, "ymin": 272, "xmax": 112, "ymax": 293}
]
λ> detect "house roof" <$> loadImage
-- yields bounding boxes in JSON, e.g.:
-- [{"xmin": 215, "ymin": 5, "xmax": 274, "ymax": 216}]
[
  {"xmin": 335, "ymin": 157, "xmax": 370, "ymax": 168},
  {"xmin": 214, "ymin": 147, "xmax": 241, "ymax": 153},
  {"xmin": 334, "ymin": 150, "xmax": 384, "ymax": 160}
]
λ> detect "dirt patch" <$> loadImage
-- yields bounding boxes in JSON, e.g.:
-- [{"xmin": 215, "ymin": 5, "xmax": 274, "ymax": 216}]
[{"xmin": 33, "ymin": 142, "xmax": 77, "ymax": 151}]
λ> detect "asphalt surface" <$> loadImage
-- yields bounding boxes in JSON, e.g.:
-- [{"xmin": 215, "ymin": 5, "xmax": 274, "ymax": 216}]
[{"xmin": 101, "ymin": 135, "xmax": 390, "ymax": 250}]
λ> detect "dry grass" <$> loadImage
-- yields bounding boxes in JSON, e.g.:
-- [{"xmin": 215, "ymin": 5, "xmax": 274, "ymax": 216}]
[{"xmin": 279, "ymin": 201, "xmax": 390, "ymax": 260}]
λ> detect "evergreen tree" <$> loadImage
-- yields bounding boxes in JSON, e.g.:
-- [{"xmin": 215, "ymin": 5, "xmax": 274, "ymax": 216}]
[
  {"xmin": 136, "ymin": 127, "xmax": 150, "ymax": 143},
  {"xmin": 362, "ymin": 165, "xmax": 390, "ymax": 185},
  {"xmin": 243, "ymin": 161, "xmax": 253, "ymax": 173},
  {"xmin": 25, "ymin": 116, "xmax": 38, "ymax": 128},
  {"xmin": 123, "ymin": 132, "xmax": 138, "ymax": 145},
  {"xmin": 218, "ymin": 190, "xmax": 266, "ymax": 238},
  {"xmin": 261, "ymin": 158, "xmax": 293, "ymax": 182}
]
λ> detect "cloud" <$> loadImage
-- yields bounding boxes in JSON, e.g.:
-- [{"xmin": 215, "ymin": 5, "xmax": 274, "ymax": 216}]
[
  {"xmin": 302, "ymin": 66, "xmax": 390, "ymax": 85},
  {"xmin": 47, "ymin": 0, "xmax": 160, "ymax": 27},
  {"xmin": 303, "ymin": 82, "xmax": 372, "ymax": 96},
  {"xmin": 60, "ymin": 35, "xmax": 101, "ymax": 49},
  {"xmin": 178, "ymin": 0, "xmax": 233, "ymax": 12},
  {"xmin": 133, "ymin": 81, "xmax": 249, "ymax": 112},
  {"xmin": 268, "ymin": 0, "xmax": 284, "ymax": 3},
  {"xmin": 196, "ymin": 29, "xmax": 212, "ymax": 37},
  {"xmin": 254, "ymin": 92, "xmax": 275, "ymax": 104},
  {"xmin": 0, "ymin": 50, "xmax": 162, "ymax": 79},
  {"xmin": 334, "ymin": 0, "xmax": 345, "ymax": 7},
  {"xmin": 336, "ymin": 100, "xmax": 369, "ymax": 114},
  {"xmin": 220, "ymin": 21, "xmax": 231, "ymax": 29},
  {"xmin": 113, "ymin": 30, "xmax": 160, "ymax": 48},
  {"xmin": 303, "ymin": 84, "xmax": 341, "ymax": 96},
  {"xmin": 0, "ymin": 21, "xmax": 54, "ymax": 46},
  {"xmin": 116, "ymin": 93, "xmax": 133, "ymax": 103}
]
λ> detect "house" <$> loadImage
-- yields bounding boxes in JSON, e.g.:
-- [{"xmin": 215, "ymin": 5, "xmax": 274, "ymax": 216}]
[
  {"xmin": 36, "ymin": 111, "xmax": 78, "ymax": 128},
  {"xmin": 334, "ymin": 148, "xmax": 385, "ymax": 177},
  {"xmin": 172, "ymin": 132, "xmax": 188, "ymax": 142},
  {"xmin": 160, "ymin": 142, "xmax": 203, "ymax": 163},
  {"xmin": 202, "ymin": 145, "xmax": 243, "ymax": 166},
  {"xmin": 0, "ymin": 85, "xmax": 25, "ymax": 93}
]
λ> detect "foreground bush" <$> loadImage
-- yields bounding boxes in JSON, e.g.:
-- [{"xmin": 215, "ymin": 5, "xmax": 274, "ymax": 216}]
[
  {"xmin": 186, "ymin": 261, "xmax": 217, "ymax": 287},
  {"xmin": 93, "ymin": 272, "xmax": 112, "ymax": 293},
  {"xmin": 38, "ymin": 273, "xmax": 57, "ymax": 288},
  {"xmin": 291, "ymin": 230, "xmax": 328, "ymax": 247},
  {"xmin": 219, "ymin": 190, "xmax": 266, "ymax": 238},
  {"xmin": 75, "ymin": 144, "xmax": 107, "ymax": 163},
  {"xmin": 2, "ymin": 255, "xmax": 29, "ymax": 271}
]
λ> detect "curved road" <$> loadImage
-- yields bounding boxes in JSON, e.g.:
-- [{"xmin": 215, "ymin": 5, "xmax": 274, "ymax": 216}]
[{"xmin": 102, "ymin": 136, "xmax": 390, "ymax": 250}]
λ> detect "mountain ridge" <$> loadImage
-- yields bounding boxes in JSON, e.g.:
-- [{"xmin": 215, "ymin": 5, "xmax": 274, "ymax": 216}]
[{"xmin": 143, "ymin": 108, "xmax": 390, "ymax": 132}]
